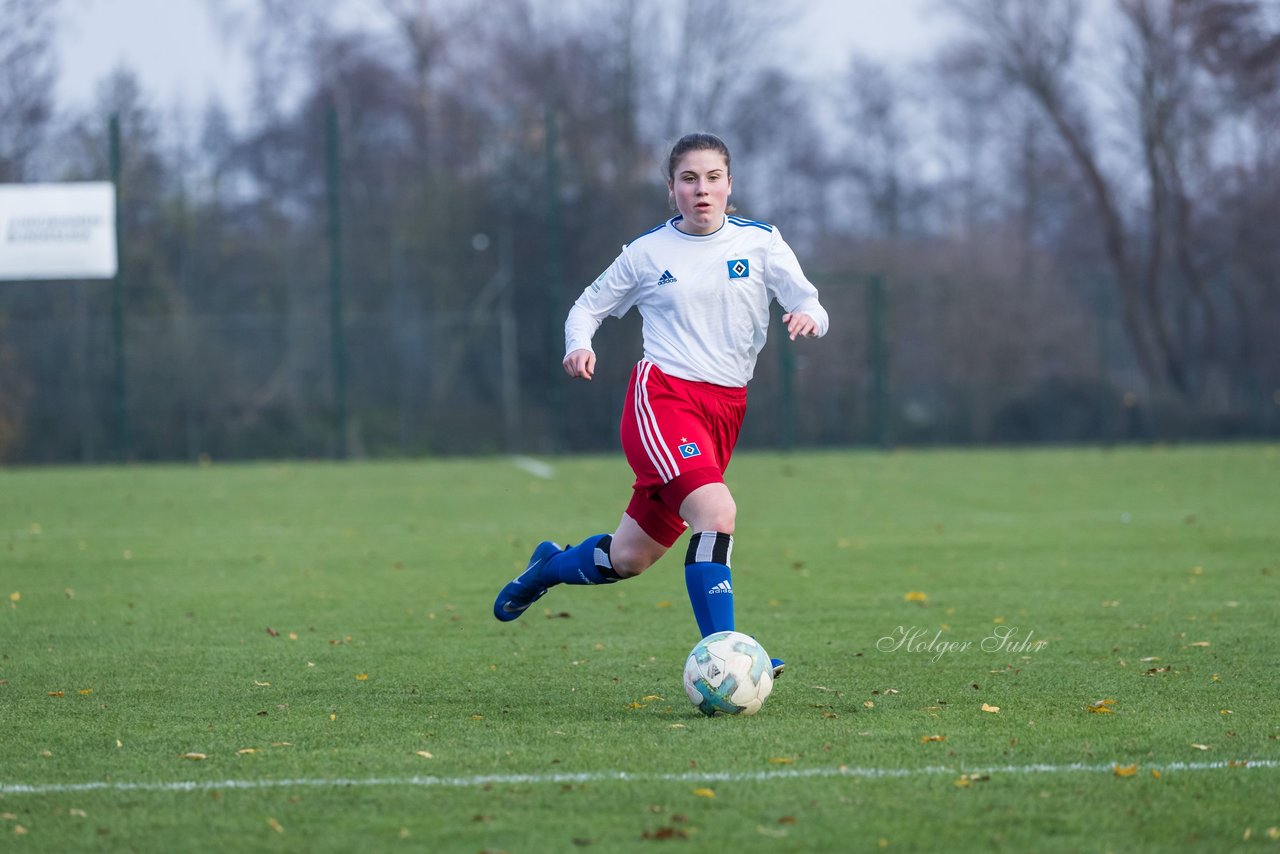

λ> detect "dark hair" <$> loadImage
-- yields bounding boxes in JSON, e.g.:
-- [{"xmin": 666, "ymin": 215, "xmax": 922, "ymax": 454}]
[{"xmin": 665, "ymin": 132, "xmax": 732, "ymax": 182}]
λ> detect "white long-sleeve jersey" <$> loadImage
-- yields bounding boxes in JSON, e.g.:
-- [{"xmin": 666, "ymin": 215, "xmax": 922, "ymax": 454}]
[{"xmin": 564, "ymin": 215, "xmax": 829, "ymax": 388}]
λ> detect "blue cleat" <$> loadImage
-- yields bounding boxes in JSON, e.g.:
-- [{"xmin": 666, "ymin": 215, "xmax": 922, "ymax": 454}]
[{"xmin": 493, "ymin": 541, "xmax": 562, "ymax": 622}]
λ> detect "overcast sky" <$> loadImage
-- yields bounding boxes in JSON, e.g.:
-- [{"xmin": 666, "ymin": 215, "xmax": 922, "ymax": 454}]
[{"xmin": 54, "ymin": 0, "xmax": 954, "ymax": 121}]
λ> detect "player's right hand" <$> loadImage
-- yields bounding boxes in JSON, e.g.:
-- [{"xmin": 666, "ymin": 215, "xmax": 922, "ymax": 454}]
[{"xmin": 563, "ymin": 349, "xmax": 596, "ymax": 380}]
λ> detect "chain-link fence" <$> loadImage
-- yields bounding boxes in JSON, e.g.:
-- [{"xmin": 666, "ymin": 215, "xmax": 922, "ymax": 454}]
[{"xmin": 3, "ymin": 114, "xmax": 1276, "ymax": 465}]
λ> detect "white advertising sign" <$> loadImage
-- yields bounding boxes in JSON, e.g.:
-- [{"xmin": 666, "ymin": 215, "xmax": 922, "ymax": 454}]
[{"xmin": 0, "ymin": 182, "xmax": 118, "ymax": 280}]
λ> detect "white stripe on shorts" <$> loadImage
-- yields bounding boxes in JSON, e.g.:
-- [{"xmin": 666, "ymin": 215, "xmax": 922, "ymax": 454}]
[{"xmin": 634, "ymin": 361, "xmax": 680, "ymax": 483}]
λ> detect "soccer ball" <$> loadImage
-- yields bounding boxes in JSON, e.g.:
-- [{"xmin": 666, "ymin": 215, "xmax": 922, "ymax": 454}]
[{"xmin": 682, "ymin": 631, "xmax": 774, "ymax": 716}]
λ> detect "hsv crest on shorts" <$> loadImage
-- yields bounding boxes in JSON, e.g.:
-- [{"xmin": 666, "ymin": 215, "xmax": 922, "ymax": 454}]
[{"xmin": 678, "ymin": 442, "xmax": 701, "ymax": 459}]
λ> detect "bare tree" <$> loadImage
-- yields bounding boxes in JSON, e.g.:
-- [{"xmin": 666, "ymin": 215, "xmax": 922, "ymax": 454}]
[
  {"xmin": 1186, "ymin": 0, "xmax": 1280, "ymax": 101},
  {"xmin": 642, "ymin": 0, "xmax": 801, "ymax": 139},
  {"xmin": 0, "ymin": 0, "xmax": 59, "ymax": 180},
  {"xmin": 941, "ymin": 0, "xmax": 1269, "ymax": 400},
  {"xmin": 841, "ymin": 57, "xmax": 919, "ymax": 242}
]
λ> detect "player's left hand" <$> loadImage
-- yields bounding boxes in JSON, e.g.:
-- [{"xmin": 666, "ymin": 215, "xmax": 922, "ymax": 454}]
[{"xmin": 782, "ymin": 312, "xmax": 819, "ymax": 341}]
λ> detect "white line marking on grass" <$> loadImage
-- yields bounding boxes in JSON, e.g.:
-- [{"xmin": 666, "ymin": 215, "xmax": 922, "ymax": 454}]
[
  {"xmin": 3, "ymin": 759, "xmax": 1276, "ymax": 797},
  {"xmin": 511, "ymin": 455, "xmax": 555, "ymax": 479}
]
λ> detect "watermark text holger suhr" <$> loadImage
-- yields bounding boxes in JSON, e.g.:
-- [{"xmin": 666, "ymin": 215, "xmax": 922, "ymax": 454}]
[{"xmin": 877, "ymin": 625, "xmax": 1048, "ymax": 663}]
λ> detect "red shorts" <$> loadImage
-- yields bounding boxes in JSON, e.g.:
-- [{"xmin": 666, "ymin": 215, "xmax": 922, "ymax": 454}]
[{"xmin": 619, "ymin": 360, "xmax": 747, "ymax": 547}]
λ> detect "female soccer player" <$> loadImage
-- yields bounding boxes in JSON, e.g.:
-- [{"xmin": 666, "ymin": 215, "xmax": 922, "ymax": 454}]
[{"xmin": 493, "ymin": 132, "xmax": 828, "ymax": 676}]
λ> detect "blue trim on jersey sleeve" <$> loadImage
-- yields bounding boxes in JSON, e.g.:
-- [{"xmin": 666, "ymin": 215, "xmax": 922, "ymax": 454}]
[
  {"xmin": 625, "ymin": 220, "xmax": 670, "ymax": 247},
  {"xmin": 727, "ymin": 215, "xmax": 774, "ymax": 233}
]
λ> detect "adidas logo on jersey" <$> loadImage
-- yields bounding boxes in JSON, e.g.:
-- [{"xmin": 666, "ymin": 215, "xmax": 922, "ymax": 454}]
[
  {"xmin": 656, "ymin": 269, "xmax": 677, "ymax": 286},
  {"xmin": 707, "ymin": 580, "xmax": 733, "ymax": 595}
]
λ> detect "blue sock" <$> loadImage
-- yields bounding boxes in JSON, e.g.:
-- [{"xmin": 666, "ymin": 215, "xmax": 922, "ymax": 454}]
[
  {"xmin": 684, "ymin": 531, "xmax": 735, "ymax": 637},
  {"xmin": 538, "ymin": 534, "xmax": 619, "ymax": 586}
]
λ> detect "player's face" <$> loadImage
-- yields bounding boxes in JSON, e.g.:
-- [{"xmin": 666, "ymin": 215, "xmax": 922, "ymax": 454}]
[{"xmin": 668, "ymin": 149, "xmax": 732, "ymax": 235}]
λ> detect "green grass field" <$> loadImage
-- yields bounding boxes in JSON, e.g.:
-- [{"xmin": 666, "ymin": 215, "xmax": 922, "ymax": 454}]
[{"xmin": 2, "ymin": 445, "xmax": 1278, "ymax": 851}]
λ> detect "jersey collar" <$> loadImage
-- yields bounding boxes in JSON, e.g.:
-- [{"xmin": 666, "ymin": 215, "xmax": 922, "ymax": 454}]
[{"xmin": 668, "ymin": 215, "xmax": 726, "ymax": 239}]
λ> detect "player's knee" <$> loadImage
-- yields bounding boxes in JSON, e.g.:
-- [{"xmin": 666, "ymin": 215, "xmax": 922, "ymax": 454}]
[
  {"xmin": 609, "ymin": 540, "xmax": 662, "ymax": 578},
  {"xmin": 706, "ymin": 510, "xmax": 735, "ymax": 535},
  {"xmin": 693, "ymin": 502, "xmax": 736, "ymax": 535},
  {"xmin": 679, "ymin": 484, "xmax": 736, "ymax": 535}
]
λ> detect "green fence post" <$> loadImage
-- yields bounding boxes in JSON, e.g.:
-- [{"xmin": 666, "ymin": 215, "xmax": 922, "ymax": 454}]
[
  {"xmin": 109, "ymin": 114, "xmax": 130, "ymax": 461},
  {"xmin": 867, "ymin": 274, "xmax": 891, "ymax": 449},
  {"xmin": 325, "ymin": 105, "xmax": 349, "ymax": 459}
]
